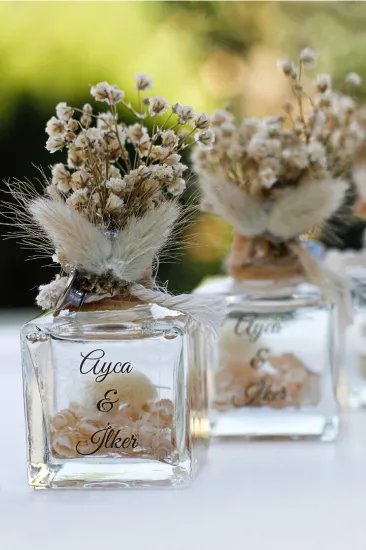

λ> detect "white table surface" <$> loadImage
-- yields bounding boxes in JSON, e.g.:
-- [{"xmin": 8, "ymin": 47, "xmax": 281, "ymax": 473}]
[{"xmin": 1, "ymin": 310, "xmax": 366, "ymax": 550}]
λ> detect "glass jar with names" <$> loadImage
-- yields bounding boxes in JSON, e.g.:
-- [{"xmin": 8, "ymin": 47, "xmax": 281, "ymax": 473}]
[
  {"xmin": 196, "ymin": 276, "xmax": 338, "ymax": 440},
  {"xmin": 21, "ymin": 302, "xmax": 209, "ymax": 488}
]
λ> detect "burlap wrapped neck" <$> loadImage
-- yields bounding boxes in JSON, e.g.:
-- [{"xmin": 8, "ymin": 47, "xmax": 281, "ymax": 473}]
[{"xmin": 226, "ymin": 232, "xmax": 304, "ymax": 281}]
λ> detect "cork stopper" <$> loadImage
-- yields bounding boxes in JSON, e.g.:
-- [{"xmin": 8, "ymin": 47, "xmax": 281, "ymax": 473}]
[{"xmin": 226, "ymin": 232, "xmax": 304, "ymax": 281}]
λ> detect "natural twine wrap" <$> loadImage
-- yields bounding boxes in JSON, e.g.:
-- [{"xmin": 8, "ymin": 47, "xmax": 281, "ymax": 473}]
[{"xmin": 226, "ymin": 231, "xmax": 353, "ymax": 327}]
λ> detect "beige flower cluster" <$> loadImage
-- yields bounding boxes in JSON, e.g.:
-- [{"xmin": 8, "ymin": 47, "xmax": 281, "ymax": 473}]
[
  {"xmin": 45, "ymin": 75, "xmax": 213, "ymax": 229},
  {"xmin": 51, "ymin": 397, "xmax": 176, "ymax": 462},
  {"xmin": 192, "ymin": 48, "xmax": 363, "ymax": 200}
]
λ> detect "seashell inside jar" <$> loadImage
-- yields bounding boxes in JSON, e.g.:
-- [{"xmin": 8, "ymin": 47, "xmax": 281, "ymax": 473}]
[{"xmin": 49, "ymin": 397, "xmax": 177, "ymax": 463}]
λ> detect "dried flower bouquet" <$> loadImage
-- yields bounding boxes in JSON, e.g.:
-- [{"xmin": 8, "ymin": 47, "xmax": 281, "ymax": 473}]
[
  {"xmin": 193, "ymin": 48, "xmax": 362, "ymax": 415},
  {"xmin": 193, "ymin": 48, "xmax": 362, "ymax": 309},
  {"xmin": 4, "ymin": 74, "xmax": 221, "ymax": 331}
]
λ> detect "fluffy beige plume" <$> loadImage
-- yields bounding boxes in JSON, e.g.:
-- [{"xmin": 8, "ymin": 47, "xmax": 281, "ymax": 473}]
[
  {"xmin": 268, "ymin": 178, "xmax": 348, "ymax": 240},
  {"xmin": 201, "ymin": 175, "xmax": 347, "ymax": 240},
  {"xmin": 200, "ymin": 175, "xmax": 267, "ymax": 235},
  {"xmin": 29, "ymin": 199, "xmax": 180, "ymax": 281}
]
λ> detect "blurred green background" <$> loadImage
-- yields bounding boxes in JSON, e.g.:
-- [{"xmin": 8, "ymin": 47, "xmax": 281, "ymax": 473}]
[{"xmin": 1, "ymin": 1, "xmax": 366, "ymax": 307}]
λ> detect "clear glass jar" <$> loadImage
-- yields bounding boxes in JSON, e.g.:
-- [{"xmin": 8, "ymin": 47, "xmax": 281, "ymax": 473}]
[
  {"xmin": 21, "ymin": 302, "xmax": 209, "ymax": 489},
  {"xmin": 341, "ymin": 266, "xmax": 366, "ymax": 408},
  {"xmin": 196, "ymin": 276, "xmax": 339, "ymax": 441}
]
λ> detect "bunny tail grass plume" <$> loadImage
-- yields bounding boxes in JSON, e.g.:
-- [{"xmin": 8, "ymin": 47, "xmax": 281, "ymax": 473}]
[
  {"xmin": 200, "ymin": 175, "xmax": 267, "ymax": 236},
  {"xmin": 268, "ymin": 178, "xmax": 348, "ymax": 240},
  {"xmin": 29, "ymin": 198, "xmax": 180, "ymax": 282}
]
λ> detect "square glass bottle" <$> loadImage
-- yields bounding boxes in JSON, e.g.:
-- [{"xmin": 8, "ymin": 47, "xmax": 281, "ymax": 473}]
[
  {"xmin": 196, "ymin": 237, "xmax": 339, "ymax": 441},
  {"xmin": 21, "ymin": 301, "xmax": 209, "ymax": 489},
  {"xmin": 338, "ymin": 265, "xmax": 366, "ymax": 408}
]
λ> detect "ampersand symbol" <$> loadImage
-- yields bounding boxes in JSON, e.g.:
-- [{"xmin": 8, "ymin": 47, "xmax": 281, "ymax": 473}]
[{"xmin": 96, "ymin": 389, "xmax": 119, "ymax": 412}]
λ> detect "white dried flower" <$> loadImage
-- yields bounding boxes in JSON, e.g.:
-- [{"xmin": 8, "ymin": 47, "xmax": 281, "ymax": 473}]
[
  {"xmin": 91, "ymin": 82, "xmax": 124, "ymax": 105},
  {"xmin": 277, "ymin": 59, "xmax": 296, "ymax": 77},
  {"xmin": 259, "ymin": 168, "xmax": 277, "ymax": 189},
  {"xmin": 314, "ymin": 74, "xmax": 332, "ymax": 93},
  {"xmin": 71, "ymin": 169, "xmax": 90, "ymax": 189},
  {"xmin": 151, "ymin": 164, "xmax": 174, "ymax": 183},
  {"xmin": 339, "ymin": 95, "xmax": 355, "ymax": 115},
  {"xmin": 66, "ymin": 188, "xmax": 89, "ymax": 208},
  {"xmin": 148, "ymin": 96, "xmax": 169, "ymax": 117},
  {"xmin": 36, "ymin": 275, "xmax": 68, "ymax": 310},
  {"xmin": 173, "ymin": 163, "xmax": 188, "ymax": 177},
  {"xmin": 83, "ymin": 103, "xmax": 93, "ymax": 114},
  {"xmin": 221, "ymin": 121, "xmax": 236, "ymax": 138},
  {"xmin": 106, "ymin": 177, "xmax": 126, "ymax": 193},
  {"xmin": 282, "ymin": 146, "xmax": 309, "ymax": 169},
  {"xmin": 106, "ymin": 193, "xmax": 124, "ymax": 211},
  {"xmin": 127, "ymin": 123, "xmax": 148, "ymax": 144},
  {"xmin": 46, "ymin": 136, "xmax": 66, "ymax": 153},
  {"xmin": 174, "ymin": 104, "xmax": 195, "ymax": 124},
  {"xmin": 51, "ymin": 163, "xmax": 71, "ymax": 192},
  {"xmin": 135, "ymin": 73, "xmax": 153, "ymax": 91},
  {"xmin": 299, "ymin": 48, "xmax": 317, "ymax": 68},
  {"xmin": 239, "ymin": 118, "xmax": 262, "ymax": 140},
  {"xmin": 164, "ymin": 153, "xmax": 181, "ymax": 165},
  {"xmin": 75, "ymin": 128, "xmax": 103, "ymax": 149},
  {"xmin": 316, "ymin": 91, "xmax": 333, "ymax": 108},
  {"xmin": 247, "ymin": 135, "xmax": 281, "ymax": 159},
  {"xmin": 92, "ymin": 192, "xmax": 102, "ymax": 207},
  {"xmin": 67, "ymin": 150, "xmax": 85, "ymax": 169},
  {"xmin": 194, "ymin": 112, "xmax": 210, "ymax": 130},
  {"xmin": 107, "ymin": 165, "xmax": 122, "ymax": 179},
  {"xmin": 167, "ymin": 177, "xmax": 186, "ymax": 196},
  {"xmin": 345, "ymin": 72, "xmax": 362, "ymax": 87},
  {"xmin": 97, "ymin": 111, "xmax": 116, "ymax": 130},
  {"xmin": 136, "ymin": 135, "xmax": 150, "ymax": 157},
  {"xmin": 161, "ymin": 130, "xmax": 178, "ymax": 148},
  {"xmin": 66, "ymin": 118, "xmax": 79, "ymax": 132},
  {"xmin": 46, "ymin": 116, "xmax": 66, "ymax": 137},
  {"xmin": 195, "ymin": 129, "xmax": 215, "ymax": 150},
  {"xmin": 307, "ymin": 141, "xmax": 326, "ymax": 166},
  {"xmin": 56, "ymin": 102, "xmax": 74, "ymax": 121},
  {"xmin": 80, "ymin": 114, "xmax": 92, "ymax": 128}
]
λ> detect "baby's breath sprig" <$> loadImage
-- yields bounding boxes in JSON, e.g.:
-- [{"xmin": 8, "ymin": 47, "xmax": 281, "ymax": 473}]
[
  {"xmin": 45, "ymin": 75, "xmax": 213, "ymax": 230},
  {"xmin": 193, "ymin": 47, "xmax": 363, "ymax": 200}
]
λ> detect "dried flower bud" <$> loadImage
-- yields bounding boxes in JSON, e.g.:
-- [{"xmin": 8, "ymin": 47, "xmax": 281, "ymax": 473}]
[
  {"xmin": 314, "ymin": 74, "xmax": 332, "ymax": 93},
  {"xmin": 56, "ymin": 102, "xmax": 74, "ymax": 121},
  {"xmin": 195, "ymin": 129, "xmax": 215, "ymax": 150},
  {"xmin": 161, "ymin": 130, "xmax": 178, "ymax": 148},
  {"xmin": 194, "ymin": 112, "xmax": 210, "ymax": 130},
  {"xmin": 67, "ymin": 118, "xmax": 79, "ymax": 132},
  {"xmin": 299, "ymin": 47, "xmax": 317, "ymax": 68},
  {"xmin": 106, "ymin": 193, "xmax": 124, "ymax": 212},
  {"xmin": 345, "ymin": 72, "xmax": 362, "ymax": 87},
  {"xmin": 148, "ymin": 96, "xmax": 169, "ymax": 117},
  {"xmin": 135, "ymin": 73, "xmax": 153, "ymax": 91},
  {"xmin": 277, "ymin": 59, "xmax": 296, "ymax": 78},
  {"xmin": 46, "ymin": 136, "xmax": 66, "ymax": 153},
  {"xmin": 91, "ymin": 82, "xmax": 124, "ymax": 105},
  {"xmin": 174, "ymin": 104, "xmax": 195, "ymax": 124},
  {"xmin": 46, "ymin": 117, "xmax": 66, "ymax": 137},
  {"xmin": 317, "ymin": 91, "xmax": 332, "ymax": 108}
]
